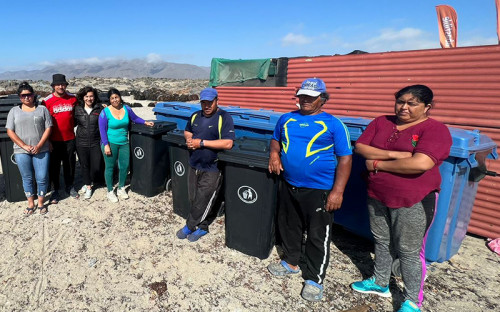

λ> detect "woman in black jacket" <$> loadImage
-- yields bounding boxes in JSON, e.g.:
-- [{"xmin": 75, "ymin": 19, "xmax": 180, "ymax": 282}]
[{"xmin": 75, "ymin": 86, "xmax": 104, "ymax": 199}]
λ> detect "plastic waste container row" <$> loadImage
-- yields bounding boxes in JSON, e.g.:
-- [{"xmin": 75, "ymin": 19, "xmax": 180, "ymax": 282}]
[
  {"xmin": 160, "ymin": 132, "xmax": 278, "ymax": 259},
  {"xmin": 155, "ymin": 103, "xmax": 497, "ymax": 263}
]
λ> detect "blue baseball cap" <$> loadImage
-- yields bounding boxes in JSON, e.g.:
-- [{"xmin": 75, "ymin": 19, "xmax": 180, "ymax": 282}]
[
  {"xmin": 200, "ymin": 88, "xmax": 218, "ymax": 101},
  {"xmin": 296, "ymin": 78, "xmax": 327, "ymax": 97}
]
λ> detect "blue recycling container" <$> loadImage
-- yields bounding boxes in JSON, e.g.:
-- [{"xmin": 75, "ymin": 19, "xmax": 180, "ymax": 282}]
[
  {"xmin": 226, "ymin": 108, "xmax": 283, "ymax": 140},
  {"xmin": 153, "ymin": 102, "xmax": 283, "ymax": 139},
  {"xmin": 426, "ymin": 128, "xmax": 497, "ymax": 262},
  {"xmin": 153, "ymin": 102, "xmax": 201, "ymax": 130},
  {"xmin": 333, "ymin": 117, "xmax": 373, "ymax": 239}
]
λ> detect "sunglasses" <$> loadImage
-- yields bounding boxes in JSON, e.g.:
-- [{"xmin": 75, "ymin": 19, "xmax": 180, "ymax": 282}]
[{"xmin": 20, "ymin": 93, "xmax": 34, "ymax": 98}]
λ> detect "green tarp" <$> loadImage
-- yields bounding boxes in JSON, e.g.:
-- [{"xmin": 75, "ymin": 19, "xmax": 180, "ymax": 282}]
[{"xmin": 209, "ymin": 58, "xmax": 272, "ymax": 87}]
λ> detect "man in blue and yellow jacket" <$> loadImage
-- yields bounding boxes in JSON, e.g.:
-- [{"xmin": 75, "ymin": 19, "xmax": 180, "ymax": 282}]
[{"xmin": 267, "ymin": 78, "xmax": 352, "ymax": 302}]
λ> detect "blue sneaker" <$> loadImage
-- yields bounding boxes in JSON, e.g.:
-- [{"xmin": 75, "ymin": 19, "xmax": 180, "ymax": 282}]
[
  {"xmin": 176, "ymin": 225, "xmax": 193, "ymax": 239},
  {"xmin": 187, "ymin": 228, "xmax": 208, "ymax": 242},
  {"xmin": 397, "ymin": 300, "xmax": 421, "ymax": 312},
  {"xmin": 351, "ymin": 276, "xmax": 391, "ymax": 298}
]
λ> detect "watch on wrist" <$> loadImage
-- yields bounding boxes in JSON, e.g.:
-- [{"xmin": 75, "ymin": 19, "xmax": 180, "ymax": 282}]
[{"xmin": 200, "ymin": 140, "xmax": 204, "ymax": 147}]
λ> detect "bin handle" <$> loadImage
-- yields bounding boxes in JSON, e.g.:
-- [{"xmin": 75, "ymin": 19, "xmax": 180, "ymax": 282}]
[
  {"xmin": 485, "ymin": 170, "xmax": 498, "ymax": 177},
  {"xmin": 239, "ymin": 144, "xmax": 269, "ymax": 153},
  {"xmin": 466, "ymin": 155, "xmax": 478, "ymax": 168}
]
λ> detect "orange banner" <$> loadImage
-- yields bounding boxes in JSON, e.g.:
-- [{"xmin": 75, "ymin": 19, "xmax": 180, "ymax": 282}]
[
  {"xmin": 496, "ymin": 0, "xmax": 500, "ymax": 43},
  {"xmin": 436, "ymin": 5, "xmax": 458, "ymax": 48}
]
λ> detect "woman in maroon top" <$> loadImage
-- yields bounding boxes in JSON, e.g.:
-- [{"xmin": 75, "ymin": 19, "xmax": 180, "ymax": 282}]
[{"xmin": 350, "ymin": 85, "xmax": 452, "ymax": 312}]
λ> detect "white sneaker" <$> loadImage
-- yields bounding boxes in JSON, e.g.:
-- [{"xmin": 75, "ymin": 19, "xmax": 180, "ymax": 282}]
[
  {"xmin": 80, "ymin": 185, "xmax": 87, "ymax": 194},
  {"xmin": 117, "ymin": 187, "xmax": 129, "ymax": 199},
  {"xmin": 84, "ymin": 186, "xmax": 92, "ymax": 199},
  {"xmin": 107, "ymin": 191, "xmax": 118, "ymax": 203}
]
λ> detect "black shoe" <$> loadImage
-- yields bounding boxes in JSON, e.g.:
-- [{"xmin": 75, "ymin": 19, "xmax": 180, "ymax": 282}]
[{"xmin": 50, "ymin": 191, "xmax": 60, "ymax": 204}]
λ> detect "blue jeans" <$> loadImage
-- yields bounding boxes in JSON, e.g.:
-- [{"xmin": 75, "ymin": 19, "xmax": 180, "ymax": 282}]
[{"xmin": 15, "ymin": 152, "xmax": 50, "ymax": 198}]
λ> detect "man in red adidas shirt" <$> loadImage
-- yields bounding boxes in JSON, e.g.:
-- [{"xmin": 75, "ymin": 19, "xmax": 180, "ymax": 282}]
[{"xmin": 42, "ymin": 74, "xmax": 79, "ymax": 202}]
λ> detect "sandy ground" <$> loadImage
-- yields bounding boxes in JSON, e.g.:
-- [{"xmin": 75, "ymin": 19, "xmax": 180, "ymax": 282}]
[{"xmin": 0, "ymin": 107, "xmax": 499, "ymax": 312}]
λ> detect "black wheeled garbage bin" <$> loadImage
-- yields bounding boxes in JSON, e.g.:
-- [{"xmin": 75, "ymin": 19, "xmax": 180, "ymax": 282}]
[
  {"xmin": 129, "ymin": 121, "xmax": 176, "ymax": 197},
  {"xmin": 0, "ymin": 96, "xmax": 26, "ymax": 202},
  {"xmin": 0, "ymin": 132, "xmax": 26, "ymax": 202},
  {"xmin": 218, "ymin": 137, "xmax": 278, "ymax": 259},
  {"xmin": 162, "ymin": 129, "xmax": 191, "ymax": 218}
]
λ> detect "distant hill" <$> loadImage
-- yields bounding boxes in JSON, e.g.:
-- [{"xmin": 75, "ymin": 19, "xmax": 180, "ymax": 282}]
[{"xmin": 0, "ymin": 59, "xmax": 211, "ymax": 81}]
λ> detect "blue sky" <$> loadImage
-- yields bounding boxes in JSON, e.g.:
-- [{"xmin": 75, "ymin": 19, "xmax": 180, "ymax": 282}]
[{"xmin": 0, "ymin": 0, "xmax": 497, "ymax": 73}]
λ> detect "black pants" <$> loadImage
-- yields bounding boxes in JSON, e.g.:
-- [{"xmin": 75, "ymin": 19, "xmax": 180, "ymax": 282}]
[
  {"xmin": 76, "ymin": 144, "xmax": 103, "ymax": 186},
  {"xmin": 278, "ymin": 181, "xmax": 332, "ymax": 284},
  {"xmin": 50, "ymin": 140, "xmax": 76, "ymax": 191},
  {"xmin": 186, "ymin": 167, "xmax": 222, "ymax": 231}
]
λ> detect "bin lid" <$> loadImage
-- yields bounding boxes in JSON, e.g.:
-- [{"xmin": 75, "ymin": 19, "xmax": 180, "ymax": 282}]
[
  {"xmin": 0, "ymin": 106, "xmax": 14, "ymax": 113},
  {"xmin": 226, "ymin": 108, "xmax": 283, "ymax": 132},
  {"xmin": 130, "ymin": 121, "xmax": 177, "ymax": 135},
  {"xmin": 0, "ymin": 99, "xmax": 21, "ymax": 106},
  {"xmin": 153, "ymin": 102, "xmax": 201, "ymax": 119},
  {"xmin": 448, "ymin": 127, "xmax": 497, "ymax": 159},
  {"xmin": 162, "ymin": 129, "xmax": 187, "ymax": 146},
  {"xmin": 337, "ymin": 117, "xmax": 372, "ymax": 141},
  {"xmin": 218, "ymin": 137, "xmax": 270, "ymax": 169}
]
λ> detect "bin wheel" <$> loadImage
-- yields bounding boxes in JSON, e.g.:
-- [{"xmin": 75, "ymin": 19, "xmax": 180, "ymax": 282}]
[{"xmin": 165, "ymin": 179, "xmax": 172, "ymax": 192}]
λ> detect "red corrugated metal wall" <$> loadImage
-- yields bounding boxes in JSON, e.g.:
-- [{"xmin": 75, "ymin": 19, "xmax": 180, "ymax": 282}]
[
  {"xmin": 217, "ymin": 87, "xmax": 296, "ymax": 110},
  {"xmin": 216, "ymin": 44, "xmax": 500, "ymax": 238}
]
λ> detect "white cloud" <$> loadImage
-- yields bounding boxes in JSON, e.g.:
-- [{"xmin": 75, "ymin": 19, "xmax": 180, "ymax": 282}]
[
  {"xmin": 281, "ymin": 33, "xmax": 313, "ymax": 46},
  {"xmin": 146, "ymin": 53, "xmax": 163, "ymax": 63},
  {"xmin": 280, "ymin": 27, "xmax": 438, "ymax": 55},
  {"xmin": 322, "ymin": 28, "xmax": 497, "ymax": 54},
  {"xmin": 41, "ymin": 54, "xmax": 167, "ymax": 66},
  {"xmin": 71, "ymin": 57, "xmax": 105, "ymax": 65},
  {"xmin": 460, "ymin": 36, "xmax": 498, "ymax": 47},
  {"xmin": 38, "ymin": 61, "xmax": 55, "ymax": 67},
  {"xmin": 45, "ymin": 57, "xmax": 119, "ymax": 66},
  {"xmin": 362, "ymin": 27, "xmax": 437, "ymax": 52}
]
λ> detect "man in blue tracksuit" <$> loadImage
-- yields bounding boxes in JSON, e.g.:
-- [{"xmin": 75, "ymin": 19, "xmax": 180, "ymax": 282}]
[
  {"xmin": 176, "ymin": 88, "xmax": 235, "ymax": 242},
  {"xmin": 267, "ymin": 78, "xmax": 352, "ymax": 301}
]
